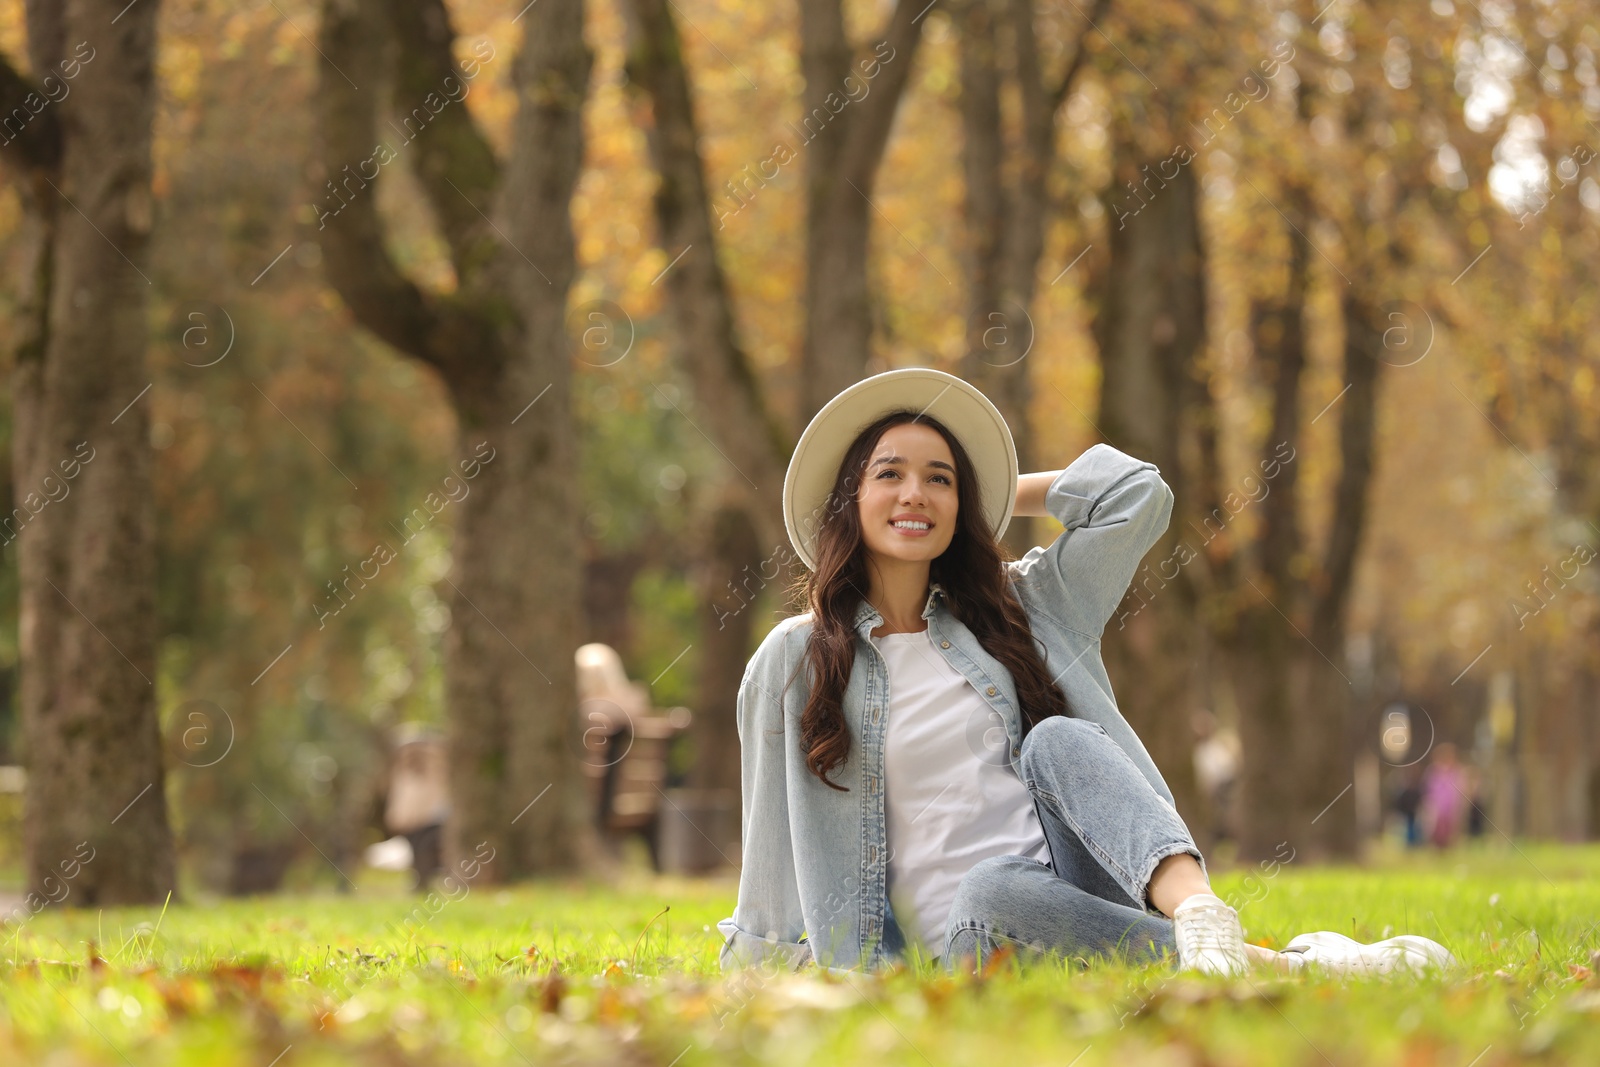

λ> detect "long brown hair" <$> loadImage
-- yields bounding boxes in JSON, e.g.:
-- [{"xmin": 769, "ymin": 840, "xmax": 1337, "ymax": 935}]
[{"xmin": 786, "ymin": 409, "xmax": 1068, "ymax": 791}]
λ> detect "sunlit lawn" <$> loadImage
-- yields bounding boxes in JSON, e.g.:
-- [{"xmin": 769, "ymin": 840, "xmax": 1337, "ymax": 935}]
[{"xmin": 3, "ymin": 840, "xmax": 1599, "ymax": 1066}]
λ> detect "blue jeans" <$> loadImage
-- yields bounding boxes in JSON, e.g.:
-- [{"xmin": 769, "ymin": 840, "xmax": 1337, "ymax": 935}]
[{"xmin": 939, "ymin": 715, "xmax": 1206, "ymax": 973}]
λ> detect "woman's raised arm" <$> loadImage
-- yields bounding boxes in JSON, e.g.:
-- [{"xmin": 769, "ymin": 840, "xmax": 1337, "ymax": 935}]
[{"xmin": 1006, "ymin": 443, "xmax": 1175, "ymax": 639}]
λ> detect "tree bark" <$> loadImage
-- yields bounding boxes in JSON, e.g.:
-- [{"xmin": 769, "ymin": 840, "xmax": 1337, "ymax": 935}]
[
  {"xmin": 953, "ymin": 0, "xmax": 1106, "ymax": 556},
  {"xmin": 621, "ymin": 0, "xmax": 797, "ymax": 802},
  {"xmin": 620, "ymin": 0, "xmax": 791, "ymax": 534},
  {"xmin": 1295, "ymin": 288, "xmax": 1384, "ymax": 858},
  {"xmin": 690, "ymin": 494, "xmax": 763, "ymax": 794},
  {"xmin": 5, "ymin": 0, "xmax": 176, "ymax": 903},
  {"xmin": 491, "ymin": 0, "xmax": 596, "ymax": 877},
  {"xmin": 1091, "ymin": 141, "xmax": 1207, "ymax": 829},
  {"xmin": 798, "ymin": 0, "xmax": 928, "ymax": 425},
  {"xmin": 315, "ymin": 0, "xmax": 600, "ymax": 880},
  {"xmin": 1230, "ymin": 181, "xmax": 1313, "ymax": 861}
]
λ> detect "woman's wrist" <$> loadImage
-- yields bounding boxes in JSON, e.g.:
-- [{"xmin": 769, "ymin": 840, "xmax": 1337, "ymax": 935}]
[{"xmin": 1013, "ymin": 471, "xmax": 1061, "ymax": 518}]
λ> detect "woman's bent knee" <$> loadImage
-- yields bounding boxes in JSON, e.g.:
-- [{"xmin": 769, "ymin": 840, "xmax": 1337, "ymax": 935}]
[
  {"xmin": 1018, "ymin": 715, "xmax": 1103, "ymax": 770},
  {"xmin": 947, "ymin": 854, "xmax": 1048, "ymax": 922}
]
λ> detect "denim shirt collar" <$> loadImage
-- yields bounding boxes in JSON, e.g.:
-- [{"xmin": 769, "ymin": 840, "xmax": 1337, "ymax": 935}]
[{"xmin": 851, "ymin": 582, "xmax": 946, "ymax": 635}]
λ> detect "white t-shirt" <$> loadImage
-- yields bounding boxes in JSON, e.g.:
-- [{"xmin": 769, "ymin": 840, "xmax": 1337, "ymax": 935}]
[{"xmin": 873, "ymin": 627, "xmax": 1052, "ymax": 955}]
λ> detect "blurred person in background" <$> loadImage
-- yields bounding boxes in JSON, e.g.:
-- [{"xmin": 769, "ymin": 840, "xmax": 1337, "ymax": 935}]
[
  {"xmin": 384, "ymin": 724, "xmax": 450, "ymax": 889},
  {"xmin": 1190, "ymin": 708, "xmax": 1240, "ymax": 844},
  {"xmin": 1393, "ymin": 765, "xmax": 1425, "ymax": 849},
  {"xmin": 1420, "ymin": 743, "xmax": 1469, "ymax": 849},
  {"xmin": 1463, "ymin": 764, "xmax": 1488, "ymax": 841}
]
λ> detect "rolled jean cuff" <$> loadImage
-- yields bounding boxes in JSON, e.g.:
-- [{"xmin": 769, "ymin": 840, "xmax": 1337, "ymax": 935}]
[{"xmin": 1134, "ymin": 842, "xmax": 1209, "ymax": 917}]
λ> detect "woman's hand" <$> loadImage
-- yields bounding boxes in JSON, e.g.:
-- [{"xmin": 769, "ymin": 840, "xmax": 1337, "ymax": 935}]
[{"xmin": 1013, "ymin": 471, "xmax": 1062, "ymax": 519}]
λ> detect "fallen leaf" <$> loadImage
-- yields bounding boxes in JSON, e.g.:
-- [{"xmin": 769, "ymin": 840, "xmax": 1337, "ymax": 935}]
[
  {"xmin": 540, "ymin": 972, "xmax": 567, "ymax": 1013},
  {"xmin": 979, "ymin": 944, "xmax": 1017, "ymax": 979},
  {"xmin": 597, "ymin": 985, "xmax": 628, "ymax": 1023}
]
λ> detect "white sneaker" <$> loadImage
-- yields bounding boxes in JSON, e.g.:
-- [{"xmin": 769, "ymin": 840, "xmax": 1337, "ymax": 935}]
[
  {"xmin": 1172, "ymin": 893, "xmax": 1249, "ymax": 976},
  {"xmin": 1281, "ymin": 931, "xmax": 1457, "ymax": 978}
]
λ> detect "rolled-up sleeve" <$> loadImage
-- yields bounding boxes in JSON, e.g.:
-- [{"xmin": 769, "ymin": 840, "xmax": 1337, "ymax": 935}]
[
  {"xmin": 1007, "ymin": 443, "xmax": 1175, "ymax": 639},
  {"xmin": 716, "ymin": 637, "xmax": 815, "ymax": 973}
]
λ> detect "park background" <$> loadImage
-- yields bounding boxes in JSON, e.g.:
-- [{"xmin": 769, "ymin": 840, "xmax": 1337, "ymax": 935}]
[{"xmin": 0, "ymin": 1, "xmax": 1598, "ymax": 1065}]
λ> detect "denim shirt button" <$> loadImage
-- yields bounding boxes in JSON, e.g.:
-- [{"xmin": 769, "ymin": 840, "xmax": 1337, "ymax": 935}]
[
  {"xmin": 986, "ymin": 686, "xmax": 997, "ymax": 696},
  {"xmin": 940, "ymin": 640, "xmax": 950, "ymax": 649}
]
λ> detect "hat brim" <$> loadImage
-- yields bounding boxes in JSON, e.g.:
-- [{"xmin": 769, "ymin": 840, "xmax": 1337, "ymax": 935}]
[{"xmin": 783, "ymin": 367, "xmax": 1019, "ymax": 573}]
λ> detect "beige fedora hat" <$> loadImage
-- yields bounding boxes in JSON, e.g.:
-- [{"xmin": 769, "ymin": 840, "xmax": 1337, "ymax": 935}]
[{"xmin": 783, "ymin": 367, "xmax": 1018, "ymax": 572}]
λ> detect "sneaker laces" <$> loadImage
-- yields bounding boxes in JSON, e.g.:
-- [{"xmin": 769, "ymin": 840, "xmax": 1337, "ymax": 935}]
[{"xmin": 1172, "ymin": 893, "xmax": 1249, "ymax": 976}]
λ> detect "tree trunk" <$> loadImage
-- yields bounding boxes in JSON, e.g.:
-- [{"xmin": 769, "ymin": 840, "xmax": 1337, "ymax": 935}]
[
  {"xmin": 583, "ymin": 549, "xmax": 651, "ymax": 656},
  {"xmin": 1295, "ymin": 290, "xmax": 1385, "ymax": 859},
  {"xmin": 1230, "ymin": 181, "xmax": 1312, "ymax": 862},
  {"xmin": 315, "ymin": 0, "xmax": 599, "ymax": 880},
  {"xmin": 952, "ymin": 0, "xmax": 1028, "ymax": 551},
  {"xmin": 622, "ymin": 0, "xmax": 793, "ymax": 521},
  {"xmin": 481, "ymin": 0, "xmax": 594, "ymax": 877},
  {"xmin": 690, "ymin": 494, "xmax": 763, "ymax": 793},
  {"xmin": 1091, "ymin": 145, "xmax": 1207, "ymax": 828},
  {"xmin": 621, "ymin": 0, "xmax": 798, "ymax": 799},
  {"xmin": 952, "ymin": 0, "xmax": 1104, "ymax": 557},
  {"xmin": 6, "ymin": 0, "xmax": 176, "ymax": 903},
  {"xmin": 797, "ymin": 0, "xmax": 928, "ymax": 424}
]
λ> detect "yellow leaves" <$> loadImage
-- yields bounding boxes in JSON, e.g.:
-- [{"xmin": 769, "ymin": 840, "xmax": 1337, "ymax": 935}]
[
  {"xmin": 981, "ymin": 943, "xmax": 1018, "ymax": 979},
  {"xmin": 149, "ymin": 973, "xmax": 210, "ymax": 1019},
  {"xmin": 157, "ymin": 34, "xmax": 205, "ymax": 109},
  {"xmin": 917, "ymin": 973, "xmax": 960, "ymax": 1014},
  {"xmin": 596, "ymin": 983, "xmax": 630, "ymax": 1024}
]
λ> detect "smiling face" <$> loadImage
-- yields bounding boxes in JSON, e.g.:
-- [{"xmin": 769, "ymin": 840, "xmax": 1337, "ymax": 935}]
[{"xmin": 854, "ymin": 421, "xmax": 960, "ymax": 567}]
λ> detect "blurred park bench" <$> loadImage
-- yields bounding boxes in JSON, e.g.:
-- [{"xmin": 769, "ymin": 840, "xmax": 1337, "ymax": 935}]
[
  {"xmin": 575, "ymin": 642, "xmax": 694, "ymax": 871},
  {"xmin": 365, "ymin": 644, "xmax": 713, "ymax": 885}
]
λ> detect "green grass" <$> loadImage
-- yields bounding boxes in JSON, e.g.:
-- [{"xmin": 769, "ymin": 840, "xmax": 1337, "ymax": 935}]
[{"xmin": 3, "ymin": 841, "xmax": 1599, "ymax": 1066}]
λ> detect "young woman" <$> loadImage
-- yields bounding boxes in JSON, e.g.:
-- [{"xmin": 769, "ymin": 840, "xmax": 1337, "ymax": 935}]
[{"xmin": 717, "ymin": 367, "xmax": 1455, "ymax": 979}]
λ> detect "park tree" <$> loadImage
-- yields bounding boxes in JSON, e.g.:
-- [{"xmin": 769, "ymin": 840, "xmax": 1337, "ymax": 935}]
[
  {"xmin": 619, "ymin": 0, "xmax": 934, "ymax": 801},
  {"xmin": 1430, "ymin": 0, "xmax": 1600, "ymax": 838},
  {"xmin": 949, "ymin": 0, "xmax": 1105, "ymax": 555},
  {"xmin": 313, "ymin": 0, "xmax": 599, "ymax": 879},
  {"xmin": 798, "ymin": 0, "xmax": 932, "ymax": 422},
  {"xmin": 0, "ymin": 0, "xmax": 176, "ymax": 901},
  {"xmin": 1071, "ymin": 0, "xmax": 1255, "ymax": 835},
  {"xmin": 621, "ymin": 0, "xmax": 792, "ymax": 800}
]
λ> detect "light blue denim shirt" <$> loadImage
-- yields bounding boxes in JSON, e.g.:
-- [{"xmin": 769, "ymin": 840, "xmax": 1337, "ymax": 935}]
[{"xmin": 717, "ymin": 443, "xmax": 1177, "ymax": 975}]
